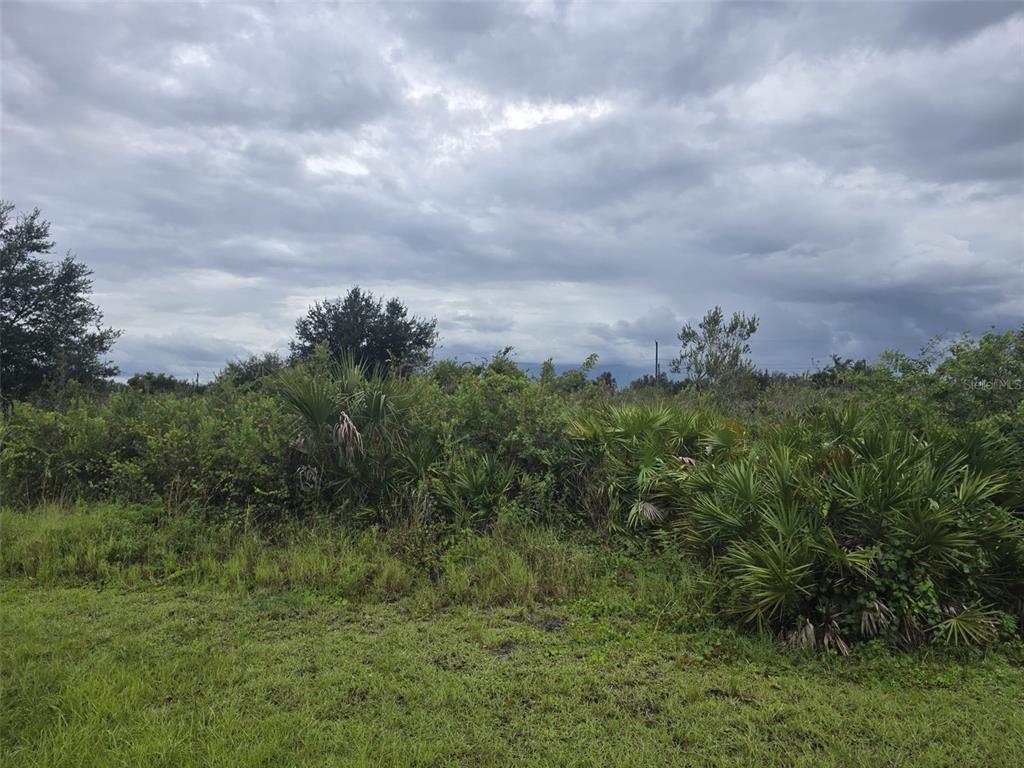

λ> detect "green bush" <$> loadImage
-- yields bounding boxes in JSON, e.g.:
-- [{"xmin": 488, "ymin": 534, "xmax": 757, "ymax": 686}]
[
  {"xmin": 567, "ymin": 402, "xmax": 717, "ymax": 530},
  {"xmin": 664, "ymin": 414, "xmax": 1024, "ymax": 650},
  {"xmin": 1, "ymin": 388, "xmax": 291, "ymax": 514}
]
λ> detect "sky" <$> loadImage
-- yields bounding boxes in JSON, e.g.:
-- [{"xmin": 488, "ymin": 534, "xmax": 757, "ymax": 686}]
[{"xmin": 2, "ymin": 1, "xmax": 1022, "ymax": 382}]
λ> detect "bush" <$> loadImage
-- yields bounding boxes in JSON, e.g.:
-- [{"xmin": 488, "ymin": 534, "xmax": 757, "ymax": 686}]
[
  {"xmin": 665, "ymin": 413, "xmax": 1024, "ymax": 650},
  {"xmin": 1, "ymin": 388, "xmax": 291, "ymax": 515}
]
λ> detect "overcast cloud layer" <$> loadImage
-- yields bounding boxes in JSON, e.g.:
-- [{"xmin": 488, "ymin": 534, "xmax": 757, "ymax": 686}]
[{"xmin": 3, "ymin": 1, "xmax": 1022, "ymax": 381}]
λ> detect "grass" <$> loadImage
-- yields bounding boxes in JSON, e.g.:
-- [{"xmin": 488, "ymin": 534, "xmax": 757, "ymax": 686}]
[
  {"xmin": 2, "ymin": 504, "xmax": 1023, "ymax": 766},
  {"xmin": 0, "ymin": 504, "xmax": 700, "ymax": 615}
]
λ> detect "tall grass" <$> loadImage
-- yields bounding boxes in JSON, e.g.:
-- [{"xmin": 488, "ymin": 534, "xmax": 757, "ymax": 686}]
[{"xmin": 0, "ymin": 503, "xmax": 634, "ymax": 609}]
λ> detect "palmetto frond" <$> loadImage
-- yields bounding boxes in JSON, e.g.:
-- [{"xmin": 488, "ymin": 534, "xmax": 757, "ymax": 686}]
[
  {"xmin": 277, "ymin": 369, "xmax": 337, "ymax": 435},
  {"xmin": 810, "ymin": 527, "xmax": 876, "ymax": 579},
  {"xmin": 930, "ymin": 603, "xmax": 1000, "ymax": 646},
  {"xmin": 896, "ymin": 500, "xmax": 976, "ymax": 571},
  {"xmin": 955, "ymin": 471, "xmax": 1007, "ymax": 507},
  {"xmin": 724, "ymin": 535, "xmax": 816, "ymax": 625},
  {"xmin": 700, "ymin": 419, "xmax": 748, "ymax": 458}
]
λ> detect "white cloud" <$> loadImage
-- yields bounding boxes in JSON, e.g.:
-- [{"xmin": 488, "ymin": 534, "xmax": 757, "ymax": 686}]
[
  {"xmin": 303, "ymin": 154, "xmax": 371, "ymax": 177},
  {"xmin": 498, "ymin": 99, "xmax": 613, "ymax": 131}
]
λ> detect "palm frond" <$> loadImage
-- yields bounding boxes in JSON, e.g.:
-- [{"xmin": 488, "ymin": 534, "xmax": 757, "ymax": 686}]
[{"xmin": 930, "ymin": 603, "xmax": 1000, "ymax": 646}]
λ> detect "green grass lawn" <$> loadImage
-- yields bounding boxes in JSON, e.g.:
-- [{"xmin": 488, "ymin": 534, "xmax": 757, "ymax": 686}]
[{"xmin": 3, "ymin": 583, "xmax": 1022, "ymax": 768}]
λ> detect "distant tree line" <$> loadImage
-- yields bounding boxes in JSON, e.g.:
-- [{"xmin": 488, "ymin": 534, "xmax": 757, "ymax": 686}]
[{"xmin": 5, "ymin": 201, "xmax": 1018, "ymax": 408}]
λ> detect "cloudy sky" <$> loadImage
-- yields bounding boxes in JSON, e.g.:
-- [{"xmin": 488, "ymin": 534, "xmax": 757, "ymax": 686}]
[{"xmin": 3, "ymin": 1, "xmax": 1022, "ymax": 381}]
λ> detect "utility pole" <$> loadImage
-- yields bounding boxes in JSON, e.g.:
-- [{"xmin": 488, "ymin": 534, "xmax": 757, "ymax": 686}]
[{"xmin": 655, "ymin": 340, "xmax": 660, "ymax": 380}]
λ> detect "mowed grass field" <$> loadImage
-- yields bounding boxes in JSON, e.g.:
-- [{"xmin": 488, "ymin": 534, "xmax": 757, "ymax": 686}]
[{"xmin": 3, "ymin": 582, "xmax": 1023, "ymax": 768}]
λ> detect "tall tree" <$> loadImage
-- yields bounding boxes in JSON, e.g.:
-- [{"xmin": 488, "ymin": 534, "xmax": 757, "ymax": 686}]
[
  {"xmin": 290, "ymin": 287, "xmax": 437, "ymax": 372},
  {"xmin": 670, "ymin": 306, "xmax": 759, "ymax": 386},
  {"xmin": 1, "ymin": 202, "xmax": 120, "ymax": 401}
]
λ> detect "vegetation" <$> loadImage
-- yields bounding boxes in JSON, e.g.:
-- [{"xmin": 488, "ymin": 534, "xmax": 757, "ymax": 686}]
[
  {"xmin": 290, "ymin": 286, "xmax": 438, "ymax": 372},
  {"xmin": 2, "ymin": 205, "xmax": 1023, "ymax": 764},
  {"xmin": 3, "ymin": 503, "xmax": 1023, "ymax": 767},
  {"xmin": 126, "ymin": 371, "xmax": 197, "ymax": 395},
  {"xmin": 214, "ymin": 351, "xmax": 287, "ymax": 390},
  {"xmin": 0, "ymin": 202, "xmax": 120, "ymax": 402},
  {"xmin": 671, "ymin": 306, "xmax": 759, "ymax": 388},
  {"xmin": 3, "ymin": 330, "xmax": 1022, "ymax": 651}
]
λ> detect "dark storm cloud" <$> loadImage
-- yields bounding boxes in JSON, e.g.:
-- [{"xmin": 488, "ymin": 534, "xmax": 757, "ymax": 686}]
[
  {"xmin": 896, "ymin": 1, "xmax": 1023, "ymax": 44},
  {"xmin": 2, "ymin": 1, "xmax": 1021, "ymax": 378},
  {"xmin": 3, "ymin": 2, "xmax": 402, "ymax": 130}
]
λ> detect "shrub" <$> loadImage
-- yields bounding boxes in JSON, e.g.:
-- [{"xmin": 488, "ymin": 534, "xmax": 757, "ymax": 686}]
[
  {"xmin": 567, "ymin": 403, "xmax": 713, "ymax": 530},
  {"xmin": 663, "ymin": 414, "xmax": 1024, "ymax": 650},
  {"xmin": 1, "ymin": 388, "xmax": 291, "ymax": 515}
]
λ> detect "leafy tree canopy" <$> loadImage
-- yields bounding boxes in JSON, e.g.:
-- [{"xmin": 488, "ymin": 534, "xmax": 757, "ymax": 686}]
[
  {"xmin": 879, "ymin": 327, "xmax": 1024, "ymax": 423},
  {"xmin": 289, "ymin": 287, "xmax": 437, "ymax": 373},
  {"xmin": 593, "ymin": 371, "xmax": 617, "ymax": 391},
  {"xmin": 810, "ymin": 355, "xmax": 873, "ymax": 388},
  {"xmin": 214, "ymin": 352, "xmax": 287, "ymax": 390},
  {"xmin": 126, "ymin": 371, "xmax": 196, "ymax": 395},
  {"xmin": 670, "ymin": 306, "xmax": 759, "ymax": 387},
  {"xmin": 1, "ymin": 202, "xmax": 120, "ymax": 401},
  {"xmin": 628, "ymin": 372, "xmax": 685, "ymax": 394},
  {"xmin": 539, "ymin": 353, "xmax": 600, "ymax": 393}
]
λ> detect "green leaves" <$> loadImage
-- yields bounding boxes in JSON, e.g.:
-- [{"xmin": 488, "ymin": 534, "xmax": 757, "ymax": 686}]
[
  {"xmin": 1, "ymin": 201, "xmax": 121, "ymax": 401},
  {"xmin": 724, "ymin": 535, "xmax": 815, "ymax": 625},
  {"xmin": 570, "ymin": 399, "xmax": 1020, "ymax": 648},
  {"xmin": 289, "ymin": 287, "xmax": 437, "ymax": 373},
  {"xmin": 895, "ymin": 500, "xmax": 976, "ymax": 571},
  {"xmin": 955, "ymin": 470, "xmax": 1007, "ymax": 507},
  {"xmin": 810, "ymin": 528, "xmax": 876, "ymax": 579},
  {"xmin": 671, "ymin": 410, "xmax": 1022, "ymax": 648},
  {"xmin": 277, "ymin": 369, "xmax": 337, "ymax": 436},
  {"xmin": 670, "ymin": 305, "xmax": 759, "ymax": 387},
  {"xmin": 568, "ymin": 403, "xmax": 707, "ymax": 531},
  {"xmin": 433, "ymin": 451, "xmax": 516, "ymax": 528},
  {"xmin": 930, "ymin": 604, "xmax": 1001, "ymax": 647}
]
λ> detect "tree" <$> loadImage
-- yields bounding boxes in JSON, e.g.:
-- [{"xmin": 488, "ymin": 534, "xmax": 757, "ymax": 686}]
[
  {"xmin": 878, "ymin": 327, "xmax": 1024, "ymax": 423},
  {"xmin": 627, "ymin": 372, "xmax": 685, "ymax": 394},
  {"xmin": 594, "ymin": 371, "xmax": 617, "ymax": 390},
  {"xmin": 487, "ymin": 346, "xmax": 525, "ymax": 378},
  {"xmin": 670, "ymin": 306, "xmax": 759, "ymax": 386},
  {"xmin": 214, "ymin": 352, "xmax": 286, "ymax": 389},
  {"xmin": 810, "ymin": 355, "xmax": 872, "ymax": 388},
  {"xmin": 1, "ymin": 202, "xmax": 120, "ymax": 401},
  {"xmin": 127, "ymin": 371, "xmax": 196, "ymax": 395},
  {"xmin": 538, "ymin": 353, "xmax": 600, "ymax": 393},
  {"xmin": 289, "ymin": 287, "xmax": 437, "ymax": 372}
]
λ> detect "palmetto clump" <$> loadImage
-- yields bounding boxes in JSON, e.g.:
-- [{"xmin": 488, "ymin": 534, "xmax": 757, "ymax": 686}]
[
  {"xmin": 568, "ymin": 403, "xmax": 714, "ymax": 531},
  {"xmin": 575, "ymin": 403, "xmax": 1023, "ymax": 650},
  {"xmin": 277, "ymin": 353, "xmax": 430, "ymax": 513}
]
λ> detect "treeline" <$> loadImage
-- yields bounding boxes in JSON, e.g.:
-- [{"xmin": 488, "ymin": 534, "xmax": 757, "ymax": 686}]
[{"xmin": 0, "ymin": 200, "xmax": 881, "ymax": 406}]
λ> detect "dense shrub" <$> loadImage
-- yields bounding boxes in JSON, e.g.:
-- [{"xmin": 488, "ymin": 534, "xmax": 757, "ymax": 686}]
[
  {"xmin": 1, "ymin": 388, "xmax": 291, "ymax": 514},
  {"xmin": 563, "ymin": 401, "xmax": 1023, "ymax": 649},
  {"xmin": 2, "ymin": 328, "xmax": 1022, "ymax": 649},
  {"xmin": 677, "ymin": 414, "xmax": 1023, "ymax": 649}
]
